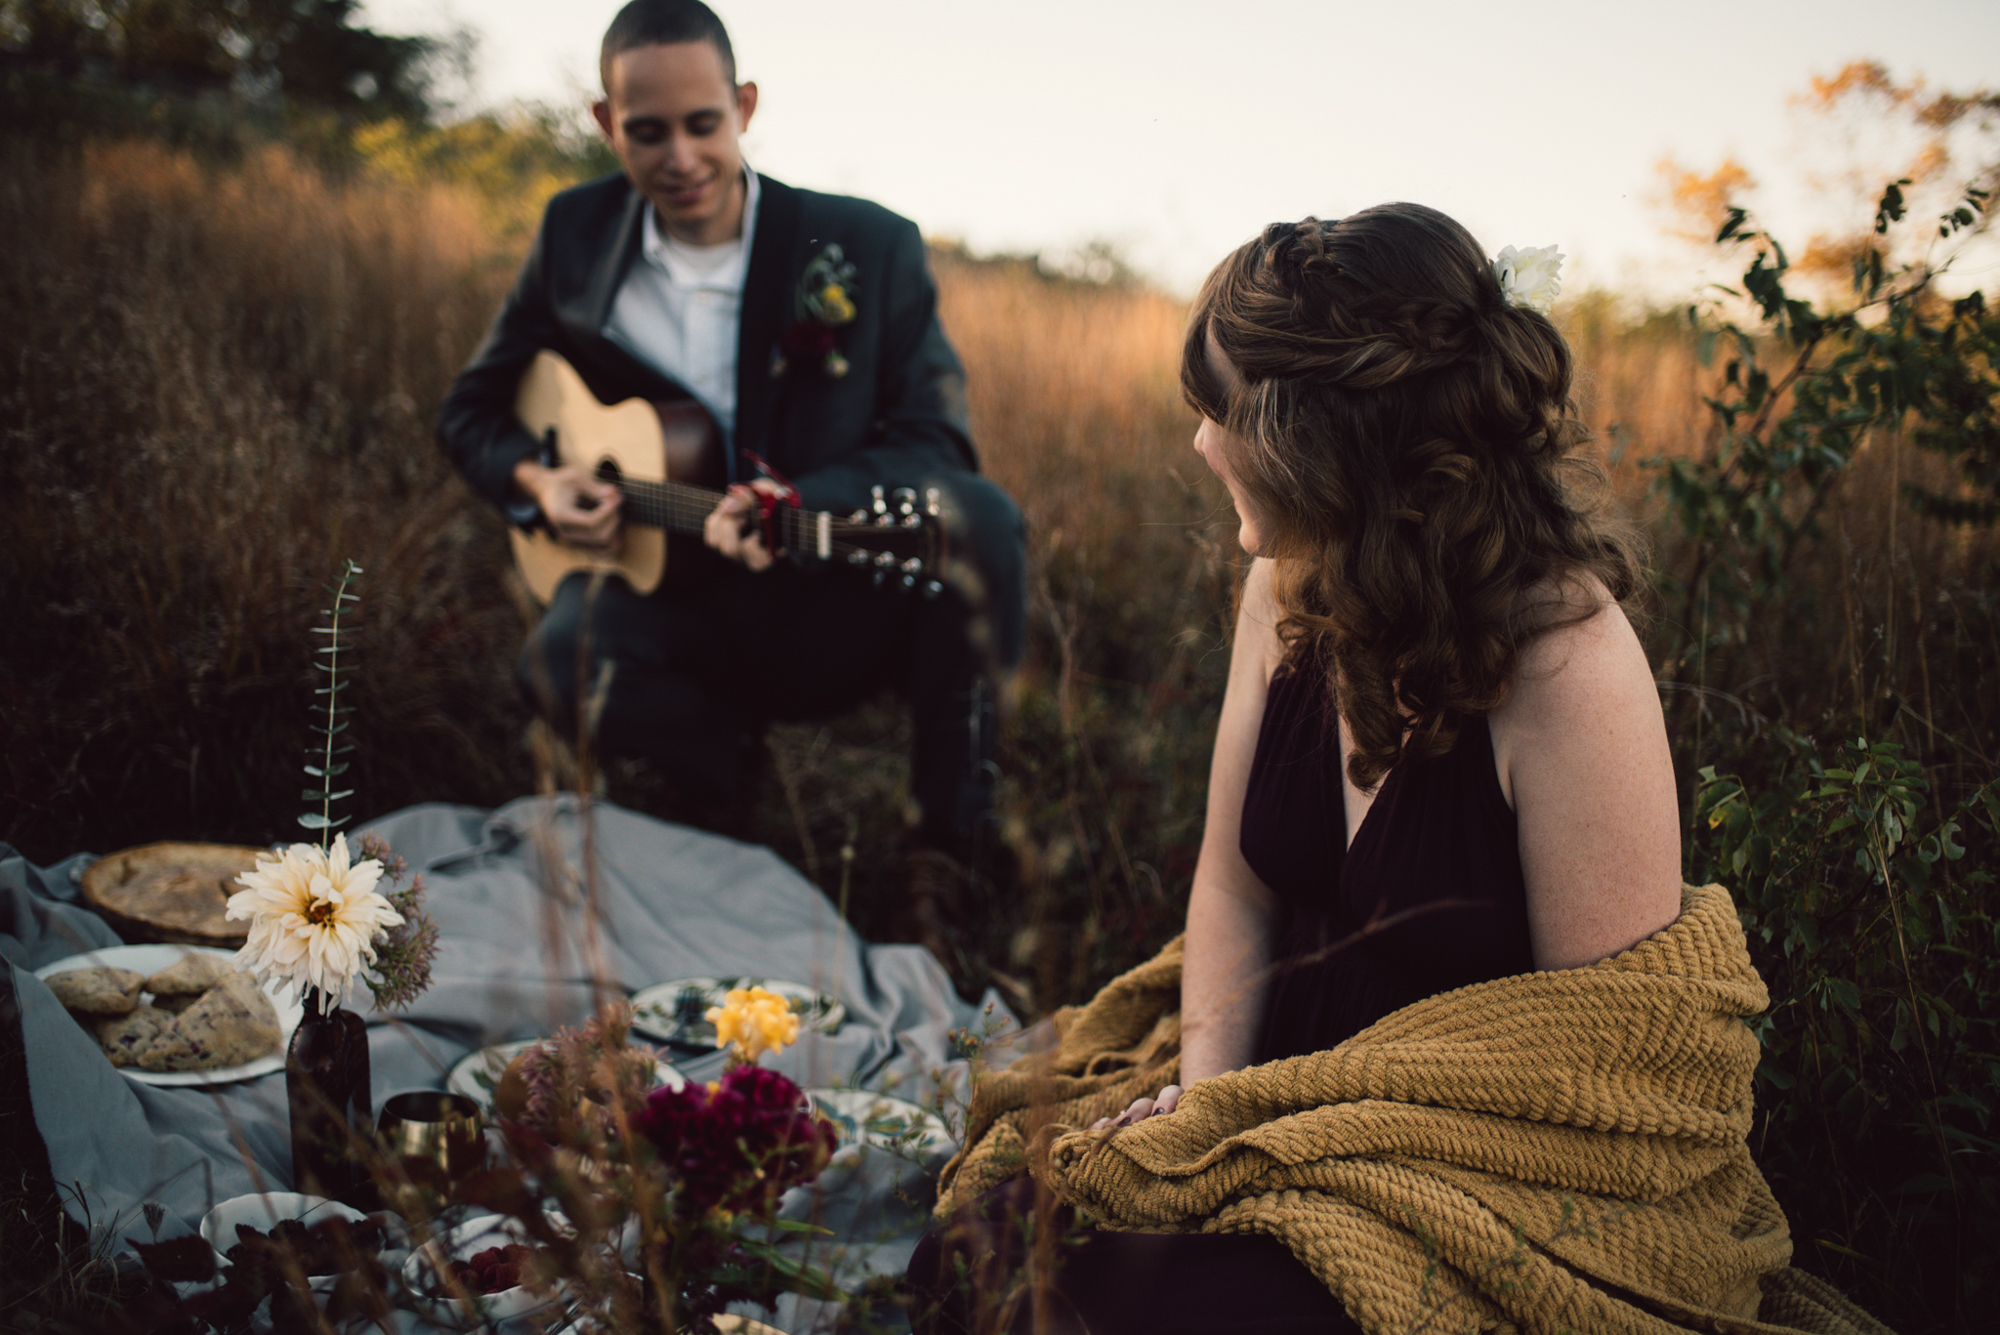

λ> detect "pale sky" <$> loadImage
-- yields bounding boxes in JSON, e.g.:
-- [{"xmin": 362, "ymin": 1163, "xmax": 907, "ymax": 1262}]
[{"xmin": 361, "ymin": 0, "xmax": 2000, "ymax": 298}]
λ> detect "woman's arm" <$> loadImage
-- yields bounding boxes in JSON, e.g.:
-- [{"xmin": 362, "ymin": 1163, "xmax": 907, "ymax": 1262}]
[
  {"xmin": 1096, "ymin": 560, "xmax": 1287, "ymax": 1129},
  {"xmin": 1180, "ymin": 559, "xmax": 1288, "ymax": 1086},
  {"xmin": 1489, "ymin": 593, "xmax": 1683, "ymax": 971}
]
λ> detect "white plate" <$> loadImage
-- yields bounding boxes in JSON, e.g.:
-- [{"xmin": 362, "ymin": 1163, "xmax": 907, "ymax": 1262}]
[
  {"xmin": 806, "ymin": 1088, "xmax": 955, "ymax": 1157},
  {"xmin": 628, "ymin": 977, "xmax": 845, "ymax": 1051},
  {"xmin": 446, "ymin": 1040, "xmax": 686, "ymax": 1117},
  {"xmin": 402, "ymin": 1213, "xmax": 565, "ymax": 1328},
  {"xmin": 200, "ymin": 1192, "xmax": 370, "ymax": 1293},
  {"xmin": 34, "ymin": 944, "xmax": 302, "ymax": 1086}
]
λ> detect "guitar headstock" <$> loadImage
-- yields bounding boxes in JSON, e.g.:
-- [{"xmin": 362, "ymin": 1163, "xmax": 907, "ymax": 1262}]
[{"xmin": 842, "ymin": 485, "xmax": 946, "ymax": 596}]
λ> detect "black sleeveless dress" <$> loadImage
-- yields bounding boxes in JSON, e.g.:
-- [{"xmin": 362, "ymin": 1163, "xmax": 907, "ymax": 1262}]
[
  {"xmin": 1245, "ymin": 664, "xmax": 1536, "ymax": 1062},
  {"xmin": 909, "ymin": 665, "xmax": 1536, "ymax": 1335}
]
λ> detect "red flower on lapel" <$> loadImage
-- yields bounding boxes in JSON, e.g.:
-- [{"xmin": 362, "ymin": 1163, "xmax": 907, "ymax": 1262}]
[{"xmin": 771, "ymin": 242, "xmax": 857, "ymax": 379}]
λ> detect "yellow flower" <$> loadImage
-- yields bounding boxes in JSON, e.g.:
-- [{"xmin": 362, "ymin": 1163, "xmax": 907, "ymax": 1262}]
[
  {"xmin": 226, "ymin": 833, "xmax": 402, "ymax": 1006},
  {"xmin": 818, "ymin": 283, "xmax": 856, "ymax": 324},
  {"xmin": 706, "ymin": 986, "xmax": 801, "ymax": 1063}
]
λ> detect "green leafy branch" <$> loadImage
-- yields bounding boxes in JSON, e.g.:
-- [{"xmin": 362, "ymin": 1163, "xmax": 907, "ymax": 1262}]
[
  {"xmin": 301, "ymin": 559, "xmax": 362, "ymax": 844},
  {"xmin": 1693, "ymin": 742, "xmax": 2000, "ymax": 1287},
  {"xmin": 1650, "ymin": 177, "xmax": 1997, "ymax": 681}
]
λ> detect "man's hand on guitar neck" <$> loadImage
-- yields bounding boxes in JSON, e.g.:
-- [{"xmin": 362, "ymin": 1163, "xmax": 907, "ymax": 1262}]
[
  {"xmin": 703, "ymin": 479, "xmax": 788, "ymax": 573},
  {"xmin": 513, "ymin": 459, "xmax": 623, "ymax": 553}
]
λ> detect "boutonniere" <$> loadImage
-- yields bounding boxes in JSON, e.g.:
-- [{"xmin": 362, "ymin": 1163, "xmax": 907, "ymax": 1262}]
[{"xmin": 772, "ymin": 242, "xmax": 857, "ymax": 379}]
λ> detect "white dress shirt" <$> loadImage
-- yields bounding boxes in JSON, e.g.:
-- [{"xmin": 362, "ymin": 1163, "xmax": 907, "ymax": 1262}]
[{"xmin": 603, "ymin": 167, "xmax": 762, "ymax": 446}]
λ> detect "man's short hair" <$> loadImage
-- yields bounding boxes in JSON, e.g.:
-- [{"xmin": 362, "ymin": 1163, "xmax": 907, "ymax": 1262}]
[{"xmin": 600, "ymin": 0, "xmax": 737, "ymax": 90}]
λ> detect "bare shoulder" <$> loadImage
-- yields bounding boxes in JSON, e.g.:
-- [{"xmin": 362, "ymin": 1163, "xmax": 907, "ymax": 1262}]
[
  {"xmin": 1493, "ymin": 579, "xmax": 1656, "ymax": 751},
  {"xmin": 1237, "ymin": 558, "xmax": 1286, "ymax": 680},
  {"xmin": 1490, "ymin": 576, "xmax": 1682, "ymax": 970}
]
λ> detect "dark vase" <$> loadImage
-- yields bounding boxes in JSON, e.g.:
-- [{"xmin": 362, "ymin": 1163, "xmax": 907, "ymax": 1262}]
[{"xmin": 286, "ymin": 988, "xmax": 376, "ymax": 1209}]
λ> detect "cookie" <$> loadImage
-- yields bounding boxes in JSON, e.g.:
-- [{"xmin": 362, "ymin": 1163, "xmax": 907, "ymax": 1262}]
[
  {"xmin": 45, "ymin": 967, "xmax": 145, "ymax": 1015},
  {"xmin": 94, "ymin": 1006, "xmax": 174, "ymax": 1067},
  {"xmin": 138, "ymin": 973, "xmax": 282, "ymax": 1072},
  {"xmin": 143, "ymin": 953, "xmax": 233, "ymax": 997}
]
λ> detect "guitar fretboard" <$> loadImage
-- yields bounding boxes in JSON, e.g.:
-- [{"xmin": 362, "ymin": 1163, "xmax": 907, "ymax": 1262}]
[{"xmin": 615, "ymin": 476, "xmax": 916, "ymax": 562}]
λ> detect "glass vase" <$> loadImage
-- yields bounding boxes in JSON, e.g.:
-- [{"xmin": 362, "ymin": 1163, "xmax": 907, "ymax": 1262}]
[{"xmin": 286, "ymin": 987, "xmax": 376, "ymax": 1209}]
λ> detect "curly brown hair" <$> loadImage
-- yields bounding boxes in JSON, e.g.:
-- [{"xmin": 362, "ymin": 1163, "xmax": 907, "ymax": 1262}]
[{"xmin": 1181, "ymin": 203, "xmax": 1643, "ymax": 792}]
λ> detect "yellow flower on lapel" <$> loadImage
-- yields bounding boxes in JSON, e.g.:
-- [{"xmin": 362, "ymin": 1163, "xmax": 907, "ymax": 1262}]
[
  {"xmin": 774, "ymin": 243, "xmax": 861, "ymax": 378},
  {"xmin": 819, "ymin": 283, "xmax": 856, "ymax": 325}
]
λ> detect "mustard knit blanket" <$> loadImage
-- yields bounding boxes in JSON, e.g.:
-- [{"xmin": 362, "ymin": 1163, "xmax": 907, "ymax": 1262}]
[{"xmin": 935, "ymin": 886, "xmax": 1891, "ymax": 1335}]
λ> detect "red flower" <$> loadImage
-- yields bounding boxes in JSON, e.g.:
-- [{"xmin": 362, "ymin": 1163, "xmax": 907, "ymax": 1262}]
[
  {"xmin": 635, "ymin": 1066, "xmax": 835, "ymax": 1215},
  {"xmin": 777, "ymin": 319, "xmax": 838, "ymax": 372}
]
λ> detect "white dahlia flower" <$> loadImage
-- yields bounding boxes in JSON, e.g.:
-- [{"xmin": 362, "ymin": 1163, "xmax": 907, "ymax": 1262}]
[{"xmin": 227, "ymin": 833, "xmax": 402, "ymax": 1007}]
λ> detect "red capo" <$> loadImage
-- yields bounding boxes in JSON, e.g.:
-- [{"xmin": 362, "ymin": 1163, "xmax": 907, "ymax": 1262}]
[{"xmin": 740, "ymin": 450, "xmax": 800, "ymax": 556}]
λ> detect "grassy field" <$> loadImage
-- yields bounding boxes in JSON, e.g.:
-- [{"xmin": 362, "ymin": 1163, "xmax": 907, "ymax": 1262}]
[{"xmin": 2, "ymin": 129, "xmax": 1995, "ymax": 1330}]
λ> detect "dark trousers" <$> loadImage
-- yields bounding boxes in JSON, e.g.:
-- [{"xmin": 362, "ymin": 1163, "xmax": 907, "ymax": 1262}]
[
  {"xmin": 520, "ymin": 542, "xmax": 1000, "ymax": 839},
  {"xmin": 907, "ymin": 1179, "xmax": 1362, "ymax": 1335}
]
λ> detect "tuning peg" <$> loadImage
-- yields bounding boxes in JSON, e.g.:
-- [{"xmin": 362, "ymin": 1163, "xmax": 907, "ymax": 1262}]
[
  {"xmin": 926, "ymin": 487, "xmax": 942, "ymax": 518},
  {"xmin": 871, "ymin": 485, "xmax": 888, "ymax": 516},
  {"xmin": 923, "ymin": 579, "xmax": 944, "ymax": 598},
  {"xmin": 892, "ymin": 487, "xmax": 917, "ymax": 515},
  {"xmin": 848, "ymin": 508, "xmax": 869, "ymax": 524}
]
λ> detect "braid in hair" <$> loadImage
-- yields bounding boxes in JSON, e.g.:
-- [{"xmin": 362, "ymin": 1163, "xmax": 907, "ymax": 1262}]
[{"xmin": 1181, "ymin": 203, "xmax": 1640, "ymax": 791}]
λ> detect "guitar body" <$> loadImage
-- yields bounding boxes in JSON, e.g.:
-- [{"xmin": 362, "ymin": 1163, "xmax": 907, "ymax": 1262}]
[
  {"xmin": 510, "ymin": 351, "xmax": 720, "ymax": 604},
  {"xmin": 508, "ymin": 350, "xmax": 945, "ymax": 606}
]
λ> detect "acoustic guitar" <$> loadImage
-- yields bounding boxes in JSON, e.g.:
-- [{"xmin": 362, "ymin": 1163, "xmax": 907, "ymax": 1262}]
[{"xmin": 511, "ymin": 351, "xmax": 944, "ymax": 603}]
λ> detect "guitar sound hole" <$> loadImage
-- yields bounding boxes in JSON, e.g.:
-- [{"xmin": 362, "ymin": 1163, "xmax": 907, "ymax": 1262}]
[{"xmin": 579, "ymin": 459, "xmax": 623, "ymax": 512}]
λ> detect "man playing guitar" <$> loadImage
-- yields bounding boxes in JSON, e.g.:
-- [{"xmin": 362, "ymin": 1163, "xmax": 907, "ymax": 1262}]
[{"xmin": 436, "ymin": 0, "xmax": 1026, "ymax": 927}]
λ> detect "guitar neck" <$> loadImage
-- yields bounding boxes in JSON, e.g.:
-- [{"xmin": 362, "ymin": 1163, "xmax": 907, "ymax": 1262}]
[{"xmin": 614, "ymin": 476, "xmax": 898, "ymax": 562}]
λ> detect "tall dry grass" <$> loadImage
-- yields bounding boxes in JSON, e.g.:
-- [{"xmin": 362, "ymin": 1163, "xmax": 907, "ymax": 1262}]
[
  {"xmin": 1563, "ymin": 301, "xmax": 2000, "ymax": 787},
  {"xmin": 0, "ymin": 136, "xmax": 535, "ymax": 851}
]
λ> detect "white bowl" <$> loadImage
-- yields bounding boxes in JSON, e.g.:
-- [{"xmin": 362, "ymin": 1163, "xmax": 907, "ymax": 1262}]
[
  {"xmin": 401, "ymin": 1214, "xmax": 561, "ymax": 1328},
  {"xmin": 200, "ymin": 1191, "xmax": 369, "ymax": 1293}
]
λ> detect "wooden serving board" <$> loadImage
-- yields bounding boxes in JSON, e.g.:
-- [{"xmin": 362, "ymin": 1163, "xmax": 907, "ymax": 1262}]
[{"xmin": 78, "ymin": 842, "xmax": 263, "ymax": 946}]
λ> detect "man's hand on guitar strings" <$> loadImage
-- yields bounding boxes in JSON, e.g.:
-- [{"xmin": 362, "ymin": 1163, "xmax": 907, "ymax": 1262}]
[
  {"xmin": 704, "ymin": 479, "xmax": 786, "ymax": 572},
  {"xmin": 514, "ymin": 459, "xmax": 623, "ymax": 553}
]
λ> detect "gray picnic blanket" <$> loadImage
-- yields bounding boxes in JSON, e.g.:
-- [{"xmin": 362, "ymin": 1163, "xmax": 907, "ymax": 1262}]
[{"xmin": 3, "ymin": 796, "xmax": 1014, "ymax": 1332}]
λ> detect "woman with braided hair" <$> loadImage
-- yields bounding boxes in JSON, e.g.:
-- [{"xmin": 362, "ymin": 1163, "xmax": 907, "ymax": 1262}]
[
  {"xmin": 910, "ymin": 204, "xmax": 1690, "ymax": 1334},
  {"xmin": 1161, "ymin": 204, "xmax": 1677, "ymax": 1102}
]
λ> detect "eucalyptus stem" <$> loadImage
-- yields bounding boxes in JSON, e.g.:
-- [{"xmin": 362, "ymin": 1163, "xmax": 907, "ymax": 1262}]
[{"xmin": 302, "ymin": 560, "xmax": 363, "ymax": 845}]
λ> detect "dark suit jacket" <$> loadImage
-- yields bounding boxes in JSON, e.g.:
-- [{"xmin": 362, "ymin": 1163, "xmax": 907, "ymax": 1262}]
[{"xmin": 437, "ymin": 171, "xmax": 978, "ymax": 522}]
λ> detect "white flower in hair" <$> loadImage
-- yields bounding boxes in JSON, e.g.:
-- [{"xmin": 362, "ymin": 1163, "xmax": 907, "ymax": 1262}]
[{"xmin": 1492, "ymin": 244, "xmax": 1565, "ymax": 314}]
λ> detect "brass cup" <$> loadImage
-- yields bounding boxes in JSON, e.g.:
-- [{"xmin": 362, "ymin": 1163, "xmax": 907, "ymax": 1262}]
[{"xmin": 376, "ymin": 1091, "xmax": 484, "ymax": 1216}]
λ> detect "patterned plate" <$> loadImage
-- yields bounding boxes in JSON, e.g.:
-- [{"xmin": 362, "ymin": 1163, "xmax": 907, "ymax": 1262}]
[
  {"xmin": 806, "ymin": 1088, "xmax": 955, "ymax": 1158},
  {"xmin": 628, "ymin": 977, "xmax": 844, "ymax": 1051}
]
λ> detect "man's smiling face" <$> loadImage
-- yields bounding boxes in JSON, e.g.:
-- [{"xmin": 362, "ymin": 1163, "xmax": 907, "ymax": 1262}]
[{"xmin": 593, "ymin": 40, "xmax": 758, "ymax": 247}]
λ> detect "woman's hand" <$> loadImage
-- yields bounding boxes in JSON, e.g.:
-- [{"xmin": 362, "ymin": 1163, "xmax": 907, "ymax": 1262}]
[{"xmin": 1090, "ymin": 1084, "xmax": 1182, "ymax": 1130}]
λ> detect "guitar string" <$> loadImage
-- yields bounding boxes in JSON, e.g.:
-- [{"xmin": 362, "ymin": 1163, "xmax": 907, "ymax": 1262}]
[
  {"xmin": 565, "ymin": 487, "xmax": 926, "ymax": 565},
  {"xmin": 611, "ymin": 478, "xmax": 929, "ymax": 560}
]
